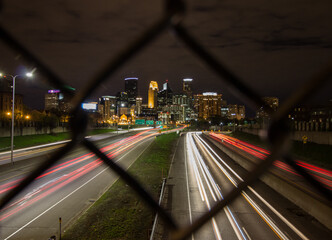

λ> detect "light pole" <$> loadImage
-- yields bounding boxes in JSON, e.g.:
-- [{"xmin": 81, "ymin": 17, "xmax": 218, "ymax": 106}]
[{"xmin": 0, "ymin": 72, "xmax": 33, "ymax": 165}]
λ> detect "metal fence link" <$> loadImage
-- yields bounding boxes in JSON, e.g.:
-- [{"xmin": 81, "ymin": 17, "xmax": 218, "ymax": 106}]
[{"xmin": 0, "ymin": 0, "xmax": 331, "ymax": 239}]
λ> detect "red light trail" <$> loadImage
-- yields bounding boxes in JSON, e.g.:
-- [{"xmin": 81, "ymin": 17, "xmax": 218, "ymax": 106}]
[
  {"xmin": 209, "ymin": 133, "xmax": 332, "ymax": 191},
  {"xmin": 0, "ymin": 129, "xmax": 158, "ymax": 222}
]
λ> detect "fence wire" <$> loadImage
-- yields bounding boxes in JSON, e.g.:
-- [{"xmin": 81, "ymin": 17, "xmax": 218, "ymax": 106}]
[{"xmin": 0, "ymin": 1, "xmax": 331, "ymax": 239}]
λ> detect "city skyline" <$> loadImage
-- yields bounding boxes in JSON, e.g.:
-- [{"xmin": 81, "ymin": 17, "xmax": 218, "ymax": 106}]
[{"xmin": 0, "ymin": 1, "xmax": 331, "ymax": 113}]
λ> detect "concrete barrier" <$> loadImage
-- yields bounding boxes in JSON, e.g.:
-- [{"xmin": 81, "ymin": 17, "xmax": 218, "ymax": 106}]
[{"xmin": 207, "ymin": 135, "xmax": 332, "ymax": 231}]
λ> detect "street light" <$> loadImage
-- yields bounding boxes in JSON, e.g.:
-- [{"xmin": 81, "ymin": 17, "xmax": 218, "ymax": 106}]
[{"xmin": 0, "ymin": 72, "xmax": 33, "ymax": 164}]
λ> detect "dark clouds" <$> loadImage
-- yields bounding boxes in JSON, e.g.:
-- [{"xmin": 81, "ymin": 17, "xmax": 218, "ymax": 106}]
[{"xmin": 0, "ymin": 0, "xmax": 331, "ymax": 111}]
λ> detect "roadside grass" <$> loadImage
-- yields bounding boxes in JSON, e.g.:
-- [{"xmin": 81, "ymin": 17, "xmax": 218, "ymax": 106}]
[
  {"xmin": 62, "ymin": 132, "xmax": 179, "ymax": 240},
  {"xmin": 229, "ymin": 131, "xmax": 332, "ymax": 169},
  {"xmin": 0, "ymin": 132, "xmax": 70, "ymax": 151},
  {"xmin": 0, "ymin": 128, "xmax": 116, "ymax": 152}
]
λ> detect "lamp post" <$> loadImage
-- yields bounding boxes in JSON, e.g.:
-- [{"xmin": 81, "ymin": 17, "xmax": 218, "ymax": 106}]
[{"xmin": 0, "ymin": 72, "xmax": 33, "ymax": 164}]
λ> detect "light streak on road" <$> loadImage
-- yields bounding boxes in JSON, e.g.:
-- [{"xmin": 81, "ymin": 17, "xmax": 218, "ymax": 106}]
[
  {"xmin": 197, "ymin": 133, "xmax": 309, "ymax": 240},
  {"xmin": 186, "ymin": 133, "xmax": 247, "ymax": 240},
  {"xmin": 209, "ymin": 133, "xmax": 332, "ymax": 190},
  {"xmin": 0, "ymin": 129, "xmax": 158, "ymax": 197},
  {"xmin": 0, "ymin": 129, "xmax": 158, "ymax": 223}
]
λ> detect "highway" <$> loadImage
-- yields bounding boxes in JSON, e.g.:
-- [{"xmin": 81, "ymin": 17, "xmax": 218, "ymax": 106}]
[
  {"xmin": 0, "ymin": 128, "xmax": 158, "ymax": 239},
  {"xmin": 208, "ymin": 132, "xmax": 332, "ymax": 195},
  {"xmin": 163, "ymin": 132, "xmax": 331, "ymax": 240}
]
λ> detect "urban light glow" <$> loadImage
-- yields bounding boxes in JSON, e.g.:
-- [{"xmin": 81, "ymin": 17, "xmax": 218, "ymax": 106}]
[
  {"xmin": 26, "ymin": 72, "xmax": 33, "ymax": 78},
  {"xmin": 48, "ymin": 89, "xmax": 60, "ymax": 94},
  {"xmin": 203, "ymin": 92, "xmax": 217, "ymax": 96}
]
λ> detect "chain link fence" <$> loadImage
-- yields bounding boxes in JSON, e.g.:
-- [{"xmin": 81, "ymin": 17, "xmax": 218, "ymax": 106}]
[{"xmin": 0, "ymin": 1, "xmax": 331, "ymax": 239}]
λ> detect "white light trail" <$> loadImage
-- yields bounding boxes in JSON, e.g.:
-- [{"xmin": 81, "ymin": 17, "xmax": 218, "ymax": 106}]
[
  {"xmin": 197, "ymin": 134, "xmax": 309, "ymax": 240},
  {"xmin": 186, "ymin": 133, "xmax": 247, "ymax": 240}
]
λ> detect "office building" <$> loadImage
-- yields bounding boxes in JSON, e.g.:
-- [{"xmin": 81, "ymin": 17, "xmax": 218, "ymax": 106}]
[
  {"xmin": 124, "ymin": 77, "xmax": 138, "ymax": 106},
  {"xmin": 0, "ymin": 92, "xmax": 23, "ymax": 115},
  {"xmin": 135, "ymin": 97, "xmax": 142, "ymax": 115},
  {"xmin": 183, "ymin": 78, "xmax": 193, "ymax": 97},
  {"xmin": 228, "ymin": 104, "xmax": 245, "ymax": 120},
  {"xmin": 45, "ymin": 90, "xmax": 61, "ymax": 111},
  {"xmin": 183, "ymin": 78, "xmax": 193, "ymax": 107},
  {"xmin": 256, "ymin": 97, "xmax": 279, "ymax": 119},
  {"xmin": 148, "ymin": 81, "xmax": 158, "ymax": 109},
  {"xmin": 44, "ymin": 89, "xmax": 73, "ymax": 114},
  {"xmin": 116, "ymin": 92, "xmax": 128, "ymax": 115},
  {"xmin": 157, "ymin": 81, "xmax": 173, "ymax": 108},
  {"xmin": 194, "ymin": 92, "xmax": 222, "ymax": 120},
  {"xmin": 99, "ymin": 96, "xmax": 116, "ymax": 121}
]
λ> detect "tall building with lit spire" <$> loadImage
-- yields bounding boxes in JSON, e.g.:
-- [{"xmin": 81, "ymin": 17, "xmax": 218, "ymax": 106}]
[
  {"xmin": 183, "ymin": 78, "xmax": 193, "ymax": 108},
  {"xmin": 148, "ymin": 81, "xmax": 158, "ymax": 109},
  {"xmin": 124, "ymin": 77, "xmax": 138, "ymax": 106}
]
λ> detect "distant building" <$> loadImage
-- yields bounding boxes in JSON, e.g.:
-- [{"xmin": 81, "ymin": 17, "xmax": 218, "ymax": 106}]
[
  {"xmin": 124, "ymin": 77, "xmax": 138, "ymax": 106},
  {"xmin": 140, "ymin": 104, "xmax": 158, "ymax": 120},
  {"xmin": 173, "ymin": 94, "xmax": 188, "ymax": 106},
  {"xmin": 228, "ymin": 104, "xmax": 245, "ymax": 120},
  {"xmin": 194, "ymin": 92, "xmax": 222, "ymax": 120},
  {"xmin": 0, "ymin": 92, "xmax": 23, "ymax": 115},
  {"xmin": 183, "ymin": 78, "xmax": 193, "ymax": 97},
  {"xmin": 172, "ymin": 94, "xmax": 191, "ymax": 122},
  {"xmin": 220, "ymin": 100, "xmax": 228, "ymax": 118},
  {"xmin": 289, "ymin": 103, "xmax": 332, "ymax": 131},
  {"xmin": 256, "ymin": 97, "xmax": 279, "ymax": 119},
  {"xmin": 116, "ymin": 92, "xmax": 128, "ymax": 115},
  {"xmin": 44, "ymin": 89, "xmax": 72, "ymax": 114},
  {"xmin": 45, "ymin": 90, "xmax": 60, "ymax": 110},
  {"xmin": 0, "ymin": 75, "xmax": 24, "ymax": 121},
  {"xmin": 157, "ymin": 81, "xmax": 173, "ymax": 108},
  {"xmin": 99, "ymin": 96, "xmax": 116, "ymax": 121},
  {"xmin": 135, "ymin": 97, "xmax": 142, "ymax": 115},
  {"xmin": 183, "ymin": 78, "xmax": 193, "ymax": 107},
  {"xmin": 148, "ymin": 81, "xmax": 158, "ymax": 109}
]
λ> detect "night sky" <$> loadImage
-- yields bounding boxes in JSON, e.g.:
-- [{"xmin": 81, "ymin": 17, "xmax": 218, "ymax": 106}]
[{"xmin": 0, "ymin": 0, "xmax": 331, "ymax": 114}]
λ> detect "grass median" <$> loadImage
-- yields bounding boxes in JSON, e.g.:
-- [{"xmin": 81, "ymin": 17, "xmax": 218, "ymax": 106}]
[{"xmin": 62, "ymin": 132, "xmax": 179, "ymax": 240}]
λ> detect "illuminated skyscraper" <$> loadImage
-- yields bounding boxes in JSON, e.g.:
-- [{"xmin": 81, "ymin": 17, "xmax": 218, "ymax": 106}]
[
  {"xmin": 194, "ymin": 92, "xmax": 222, "ymax": 120},
  {"xmin": 157, "ymin": 80, "xmax": 173, "ymax": 107},
  {"xmin": 135, "ymin": 97, "xmax": 142, "ymax": 115},
  {"xmin": 183, "ymin": 78, "xmax": 193, "ymax": 108},
  {"xmin": 99, "ymin": 96, "xmax": 116, "ymax": 121},
  {"xmin": 124, "ymin": 77, "xmax": 138, "ymax": 106},
  {"xmin": 183, "ymin": 78, "xmax": 193, "ymax": 97},
  {"xmin": 227, "ymin": 104, "xmax": 245, "ymax": 120},
  {"xmin": 148, "ymin": 81, "xmax": 158, "ymax": 109},
  {"xmin": 45, "ymin": 90, "xmax": 61, "ymax": 110}
]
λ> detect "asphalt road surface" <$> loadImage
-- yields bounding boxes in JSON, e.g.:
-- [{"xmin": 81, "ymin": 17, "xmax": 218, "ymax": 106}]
[
  {"xmin": 0, "ymin": 128, "xmax": 158, "ymax": 239},
  {"xmin": 163, "ymin": 132, "xmax": 331, "ymax": 240}
]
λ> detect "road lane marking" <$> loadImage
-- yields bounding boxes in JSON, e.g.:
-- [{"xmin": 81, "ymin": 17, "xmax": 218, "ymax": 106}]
[
  {"xmin": 187, "ymin": 133, "xmax": 246, "ymax": 240},
  {"xmin": 3, "ymin": 166, "xmax": 109, "ymax": 240},
  {"xmin": 3, "ymin": 136, "xmax": 154, "ymax": 239},
  {"xmin": 242, "ymin": 227, "xmax": 252, "ymax": 240},
  {"xmin": 197, "ymin": 134, "xmax": 309, "ymax": 240}
]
